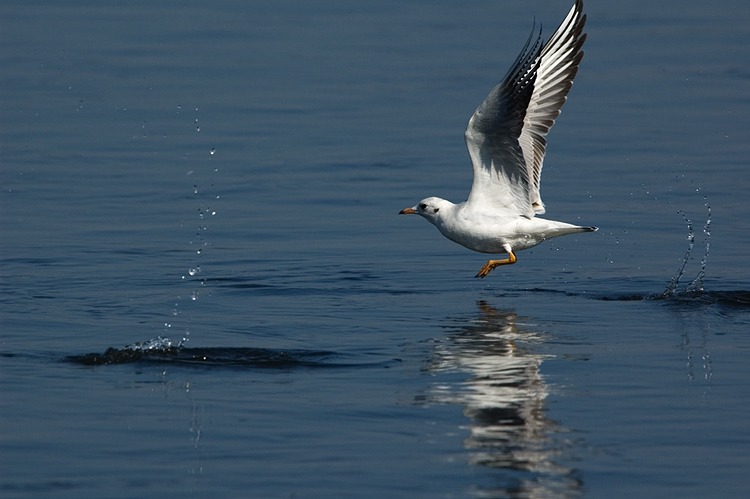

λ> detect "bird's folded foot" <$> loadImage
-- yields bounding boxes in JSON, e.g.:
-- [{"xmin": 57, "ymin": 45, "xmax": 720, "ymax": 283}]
[
  {"xmin": 474, "ymin": 252, "xmax": 517, "ymax": 278},
  {"xmin": 475, "ymin": 263, "xmax": 497, "ymax": 278}
]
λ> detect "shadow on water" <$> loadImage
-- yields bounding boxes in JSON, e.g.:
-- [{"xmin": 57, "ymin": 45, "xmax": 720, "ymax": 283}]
[
  {"xmin": 419, "ymin": 301, "xmax": 583, "ymax": 498},
  {"xmin": 65, "ymin": 338, "xmax": 393, "ymax": 369}
]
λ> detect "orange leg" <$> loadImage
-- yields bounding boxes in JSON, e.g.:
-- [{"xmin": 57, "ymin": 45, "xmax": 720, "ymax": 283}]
[{"xmin": 475, "ymin": 250, "xmax": 517, "ymax": 278}]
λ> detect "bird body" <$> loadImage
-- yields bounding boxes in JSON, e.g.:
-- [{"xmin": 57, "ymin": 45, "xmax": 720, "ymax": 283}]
[
  {"xmin": 407, "ymin": 196, "xmax": 592, "ymax": 254},
  {"xmin": 400, "ymin": 0, "xmax": 596, "ymax": 278}
]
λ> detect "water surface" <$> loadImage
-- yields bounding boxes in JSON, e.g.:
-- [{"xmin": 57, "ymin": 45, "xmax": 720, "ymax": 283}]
[{"xmin": 2, "ymin": 0, "xmax": 750, "ymax": 497}]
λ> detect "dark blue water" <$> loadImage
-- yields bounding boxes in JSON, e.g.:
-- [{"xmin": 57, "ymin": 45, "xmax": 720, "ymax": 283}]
[{"xmin": 3, "ymin": 0, "xmax": 750, "ymax": 497}]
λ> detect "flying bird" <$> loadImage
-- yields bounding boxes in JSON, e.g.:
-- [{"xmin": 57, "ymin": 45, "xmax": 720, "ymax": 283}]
[{"xmin": 400, "ymin": 0, "xmax": 596, "ymax": 278}]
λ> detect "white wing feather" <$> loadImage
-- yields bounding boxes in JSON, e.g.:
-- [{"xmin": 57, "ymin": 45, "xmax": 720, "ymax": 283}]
[{"xmin": 465, "ymin": 0, "xmax": 586, "ymax": 217}]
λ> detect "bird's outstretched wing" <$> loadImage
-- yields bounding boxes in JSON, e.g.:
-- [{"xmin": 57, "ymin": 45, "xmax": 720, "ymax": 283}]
[{"xmin": 464, "ymin": 0, "xmax": 586, "ymax": 217}]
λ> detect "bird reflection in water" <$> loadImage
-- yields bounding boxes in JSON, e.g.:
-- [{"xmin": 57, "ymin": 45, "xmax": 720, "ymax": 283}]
[{"xmin": 423, "ymin": 301, "xmax": 582, "ymax": 497}]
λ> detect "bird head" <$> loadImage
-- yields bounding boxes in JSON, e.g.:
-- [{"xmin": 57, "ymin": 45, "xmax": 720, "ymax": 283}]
[{"xmin": 399, "ymin": 197, "xmax": 450, "ymax": 225}]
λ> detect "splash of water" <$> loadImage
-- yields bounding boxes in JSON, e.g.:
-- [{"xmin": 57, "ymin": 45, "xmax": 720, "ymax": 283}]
[
  {"xmin": 657, "ymin": 203, "xmax": 711, "ymax": 298},
  {"xmin": 174, "ymin": 147, "xmax": 220, "ymax": 343},
  {"xmin": 658, "ymin": 211, "xmax": 695, "ymax": 298},
  {"xmin": 125, "ymin": 336, "xmax": 185, "ymax": 351},
  {"xmin": 684, "ymin": 204, "xmax": 710, "ymax": 293}
]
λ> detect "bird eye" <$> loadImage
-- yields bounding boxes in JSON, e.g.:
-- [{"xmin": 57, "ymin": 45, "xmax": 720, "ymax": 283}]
[{"xmin": 420, "ymin": 203, "xmax": 427, "ymax": 210}]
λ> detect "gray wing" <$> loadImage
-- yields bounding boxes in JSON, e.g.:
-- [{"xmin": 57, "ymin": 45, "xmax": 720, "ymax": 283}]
[{"xmin": 464, "ymin": 0, "xmax": 586, "ymax": 217}]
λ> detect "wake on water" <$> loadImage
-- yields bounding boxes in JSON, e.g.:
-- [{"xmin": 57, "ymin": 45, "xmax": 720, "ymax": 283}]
[{"xmin": 65, "ymin": 338, "xmax": 393, "ymax": 369}]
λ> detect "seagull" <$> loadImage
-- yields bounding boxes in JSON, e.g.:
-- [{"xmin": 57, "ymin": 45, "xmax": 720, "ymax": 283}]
[{"xmin": 400, "ymin": 0, "xmax": 596, "ymax": 278}]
